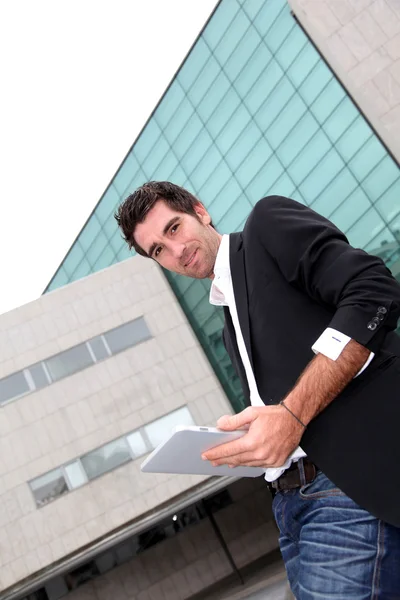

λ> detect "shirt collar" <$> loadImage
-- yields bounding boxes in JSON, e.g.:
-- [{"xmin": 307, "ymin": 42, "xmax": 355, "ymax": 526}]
[
  {"xmin": 209, "ymin": 234, "xmax": 230, "ymax": 306},
  {"xmin": 214, "ymin": 234, "xmax": 230, "ymax": 275}
]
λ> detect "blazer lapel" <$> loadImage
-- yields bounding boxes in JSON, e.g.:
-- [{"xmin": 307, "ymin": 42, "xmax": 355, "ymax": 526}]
[{"xmin": 229, "ymin": 232, "xmax": 254, "ymax": 372}]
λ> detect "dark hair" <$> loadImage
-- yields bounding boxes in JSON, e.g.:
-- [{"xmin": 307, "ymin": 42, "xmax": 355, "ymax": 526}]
[{"xmin": 114, "ymin": 181, "xmax": 202, "ymax": 256}]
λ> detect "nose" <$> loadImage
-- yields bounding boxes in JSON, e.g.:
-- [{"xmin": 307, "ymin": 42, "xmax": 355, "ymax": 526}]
[{"xmin": 171, "ymin": 242, "xmax": 186, "ymax": 260}]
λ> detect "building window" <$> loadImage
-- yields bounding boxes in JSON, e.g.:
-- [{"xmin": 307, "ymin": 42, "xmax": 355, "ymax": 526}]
[
  {"xmin": 0, "ymin": 371, "xmax": 31, "ymax": 405},
  {"xmin": 30, "ymin": 468, "xmax": 69, "ymax": 507},
  {"xmin": 28, "ymin": 405, "xmax": 195, "ymax": 507},
  {"xmin": 144, "ymin": 405, "xmax": 195, "ymax": 448},
  {"xmin": 103, "ymin": 318, "xmax": 151, "ymax": 354},
  {"xmin": 81, "ymin": 437, "xmax": 132, "ymax": 480},
  {"xmin": 45, "ymin": 343, "xmax": 94, "ymax": 382},
  {"xmin": 0, "ymin": 317, "xmax": 152, "ymax": 406}
]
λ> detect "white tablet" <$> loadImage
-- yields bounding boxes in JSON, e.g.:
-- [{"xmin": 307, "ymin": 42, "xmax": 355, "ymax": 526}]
[{"xmin": 140, "ymin": 425, "xmax": 265, "ymax": 478}]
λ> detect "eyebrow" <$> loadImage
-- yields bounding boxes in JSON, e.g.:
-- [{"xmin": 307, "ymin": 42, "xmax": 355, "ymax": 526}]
[{"xmin": 148, "ymin": 216, "xmax": 180, "ymax": 257}]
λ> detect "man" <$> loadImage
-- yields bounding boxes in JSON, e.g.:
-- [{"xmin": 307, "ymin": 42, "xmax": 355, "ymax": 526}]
[{"xmin": 115, "ymin": 181, "xmax": 400, "ymax": 598}]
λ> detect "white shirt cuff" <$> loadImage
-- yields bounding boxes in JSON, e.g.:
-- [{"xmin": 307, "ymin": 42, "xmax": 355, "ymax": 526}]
[
  {"xmin": 312, "ymin": 327, "xmax": 351, "ymax": 361},
  {"xmin": 312, "ymin": 327, "xmax": 375, "ymax": 378}
]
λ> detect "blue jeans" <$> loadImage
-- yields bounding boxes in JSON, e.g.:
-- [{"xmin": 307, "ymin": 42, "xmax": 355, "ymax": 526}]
[{"xmin": 272, "ymin": 468, "xmax": 400, "ymax": 599}]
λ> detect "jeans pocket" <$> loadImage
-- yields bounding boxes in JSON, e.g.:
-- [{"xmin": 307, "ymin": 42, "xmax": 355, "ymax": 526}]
[{"xmin": 299, "ymin": 471, "xmax": 346, "ymax": 500}]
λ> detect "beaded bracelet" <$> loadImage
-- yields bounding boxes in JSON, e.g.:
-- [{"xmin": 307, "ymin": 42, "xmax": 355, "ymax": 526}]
[{"xmin": 280, "ymin": 400, "xmax": 307, "ymax": 429}]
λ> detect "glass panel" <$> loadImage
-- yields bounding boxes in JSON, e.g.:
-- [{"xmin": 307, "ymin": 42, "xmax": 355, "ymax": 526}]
[
  {"xmin": 64, "ymin": 461, "xmax": 87, "ymax": 489},
  {"xmin": 254, "ymin": 0, "xmax": 287, "ymax": 37},
  {"xmin": 177, "ymin": 37, "xmax": 211, "ymax": 91},
  {"xmin": 287, "ymin": 42, "xmax": 320, "ymax": 88},
  {"xmin": 275, "ymin": 25, "xmax": 308, "ymax": 70},
  {"xmin": 310, "ymin": 79, "xmax": 345, "ymax": 124},
  {"xmin": 71, "ymin": 258, "xmax": 93, "ymax": 281},
  {"xmin": 236, "ymin": 136, "xmax": 273, "ymax": 188},
  {"xmin": 163, "ymin": 97, "xmax": 194, "ymax": 145},
  {"xmin": 104, "ymin": 318, "xmax": 152, "ymax": 355},
  {"xmin": 225, "ymin": 120, "xmax": 262, "ymax": 172},
  {"xmin": 329, "ymin": 187, "xmax": 371, "ymax": 233},
  {"xmin": 335, "ymin": 116, "xmax": 373, "ymax": 162},
  {"xmin": 0, "ymin": 371, "xmax": 30, "ymax": 405},
  {"xmin": 224, "ymin": 26, "xmax": 262, "ymax": 82},
  {"xmin": 78, "ymin": 215, "xmax": 102, "ymax": 252},
  {"xmin": 180, "ymin": 129, "xmax": 213, "ymax": 175},
  {"xmin": 234, "ymin": 42, "xmax": 273, "ymax": 98},
  {"xmin": 174, "ymin": 114, "xmax": 203, "ymax": 161},
  {"xmin": 361, "ymin": 155, "xmax": 400, "ymax": 201},
  {"xmin": 145, "ymin": 406, "xmax": 195, "ymax": 449},
  {"xmin": 197, "ymin": 71, "xmax": 231, "ymax": 123},
  {"xmin": 298, "ymin": 61, "xmax": 332, "ymax": 106},
  {"xmin": 94, "ymin": 185, "xmax": 120, "ymax": 223},
  {"xmin": 133, "ymin": 120, "xmax": 161, "ymax": 163},
  {"xmin": 93, "ymin": 245, "xmax": 118, "ymax": 272},
  {"xmin": 190, "ymin": 146, "xmax": 223, "ymax": 190},
  {"xmin": 126, "ymin": 431, "xmax": 148, "ymax": 458},
  {"xmin": 187, "ymin": 55, "xmax": 221, "ymax": 106},
  {"xmin": 215, "ymin": 103, "xmax": 252, "ymax": 156},
  {"xmin": 63, "ymin": 242, "xmax": 85, "ymax": 277},
  {"xmin": 323, "ymin": 97, "xmax": 358, "ymax": 143},
  {"xmin": 206, "ymin": 88, "xmax": 242, "ymax": 139},
  {"xmin": 81, "ymin": 438, "xmax": 131, "ymax": 480},
  {"xmin": 264, "ymin": 6, "xmax": 296, "ymax": 54},
  {"xmin": 276, "ymin": 111, "xmax": 320, "ymax": 167},
  {"xmin": 45, "ymin": 343, "xmax": 94, "ymax": 382},
  {"xmin": 154, "ymin": 81, "xmax": 185, "ymax": 128},
  {"xmin": 199, "ymin": 158, "xmax": 232, "ymax": 201},
  {"xmin": 346, "ymin": 207, "xmax": 386, "ymax": 249},
  {"xmin": 265, "ymin": 93, "xmax": 307, "ymax": 149},
  {"xmin": 214, "ymin": 8, "xmax": 251, "ymax": 65},
  {"xmin": 142, "ymin": 135, "xmax": 170, "ymax": 177},
  {"xmin": 88, "ymin": 336, "xmax": 110, "ymax": 362},
  {"xmin": 29, "ymin": 363, "xmax": 49, "ymax": 390},
  {"xmin": 113, "ymin": 152, "xmax": 140, "ymax": 195},
  {"xmin": 245, "ymin": 59, "xmax": 284, "ymax": 115},
  {"xmin": 30, "ymin": 468, "xmax": 68, "ymax": 507},
  {"xmin": 348, "ymin": 137, "xmax": 386, "ymax": 182},
  {"xmin": 86, "ymin": 230, "xmax": 109, "ymax": 266},
  {"xmin": 202, "ymin": 0, "xmax": 240, "ymax": 49}
]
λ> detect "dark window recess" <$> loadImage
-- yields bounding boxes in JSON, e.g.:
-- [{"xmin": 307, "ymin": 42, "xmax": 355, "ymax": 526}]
[{"xmin": 65, "ymin": 561, "xmax": 100, "ymax": 590}]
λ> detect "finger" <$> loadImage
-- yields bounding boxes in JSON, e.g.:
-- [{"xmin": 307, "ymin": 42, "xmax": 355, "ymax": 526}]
[
  {"xmin": 217, "ymin": 407, "xmax": 257, "ymax": 431},
  {"xmin": 210, "ymin": 450, "xmax": 285, "ymax": 468},
  {"xmin": 202, "ymin": 437, "xmax": 250, "ymax": 461}
]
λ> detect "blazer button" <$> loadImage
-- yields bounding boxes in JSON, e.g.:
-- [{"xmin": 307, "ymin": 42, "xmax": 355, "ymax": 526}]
[
  {"xmin": 371, "ymin": 317, "xmax": 380, "ymax": 325},
  {"xmin": 367, "ymin": 321, "xmax": 377, "ymax": 331},
  {"xmin": 377, "ymin": 306, "xmax": 387, "ymax": 314}
]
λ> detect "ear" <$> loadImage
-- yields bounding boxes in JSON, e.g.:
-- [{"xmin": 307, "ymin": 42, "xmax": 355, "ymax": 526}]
[{"xmin": 194, "ymin": 202, "xmax": 211, "ymax": 225}]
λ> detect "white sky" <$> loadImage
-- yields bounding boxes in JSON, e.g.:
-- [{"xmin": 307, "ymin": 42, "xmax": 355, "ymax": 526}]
[{"xmin": 0, "ymin": 0, "xmax": 217, "ymax": 316}]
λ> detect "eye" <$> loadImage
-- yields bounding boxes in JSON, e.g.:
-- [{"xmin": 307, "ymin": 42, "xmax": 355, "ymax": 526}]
[
  {"xmin": 154, "ymin": 246, "xmax": 162, "ymax": 257},
  {"xmin": 171, "ymin": 223, "xmax": 179, "ymax": 234}
]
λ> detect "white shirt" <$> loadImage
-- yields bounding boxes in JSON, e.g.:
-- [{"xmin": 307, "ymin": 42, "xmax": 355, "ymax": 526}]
[{"xmin": 209, "ymin": 234, "xmax": 374, "ymax": 482}]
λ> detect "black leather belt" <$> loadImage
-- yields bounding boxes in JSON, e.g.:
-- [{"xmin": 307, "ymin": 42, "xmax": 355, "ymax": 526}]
[{"xmin": 268, "ymin": 458, "xmax": 318, "ymax": 493}]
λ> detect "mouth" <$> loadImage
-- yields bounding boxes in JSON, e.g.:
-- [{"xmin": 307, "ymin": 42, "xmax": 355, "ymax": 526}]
[{"xmin": 185, "ymin": 249, "xmax": 197, "ymax": 268}]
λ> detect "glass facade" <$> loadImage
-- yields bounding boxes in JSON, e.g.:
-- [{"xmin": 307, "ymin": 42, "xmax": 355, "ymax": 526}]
[{"xmin": 45, "ymin": 0, "xmax": 400, "ymax": 412}]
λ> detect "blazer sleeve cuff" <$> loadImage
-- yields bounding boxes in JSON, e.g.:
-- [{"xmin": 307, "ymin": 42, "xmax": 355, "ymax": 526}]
[{"xmin": 325, "ymin": 302, "xmax": 393, "ymax": 353}]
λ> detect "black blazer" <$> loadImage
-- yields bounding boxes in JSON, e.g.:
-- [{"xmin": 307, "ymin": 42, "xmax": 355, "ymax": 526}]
[{"xmin": 222, "ymin": 196, "xmax": 400, "ymax": 527}]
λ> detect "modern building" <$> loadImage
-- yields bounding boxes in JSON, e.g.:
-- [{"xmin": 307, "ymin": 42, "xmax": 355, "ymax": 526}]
[{"xmin": 1, "ymin": 0, "xmax": 399, "ymax": 599}]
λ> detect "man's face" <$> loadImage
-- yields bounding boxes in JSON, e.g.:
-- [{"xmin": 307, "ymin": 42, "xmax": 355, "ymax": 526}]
[{"xmin": 134, "ymin": 200, "xmax": 222, "ymax": 279}]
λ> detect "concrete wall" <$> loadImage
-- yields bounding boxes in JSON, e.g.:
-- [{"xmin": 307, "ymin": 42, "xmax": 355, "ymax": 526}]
[
  {"xmin": 0, "ymin": 256, "xmax": 233, "ymax": 593},
  {"xmin": 289, "ymin": 0, "xmax": 400, "ymax": 162}
]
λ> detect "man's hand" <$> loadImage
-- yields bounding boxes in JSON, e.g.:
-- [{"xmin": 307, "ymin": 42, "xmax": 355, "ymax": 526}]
[{"xmin": 201, "ymin": 405, "xmax": 304, "ymax": 468}]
